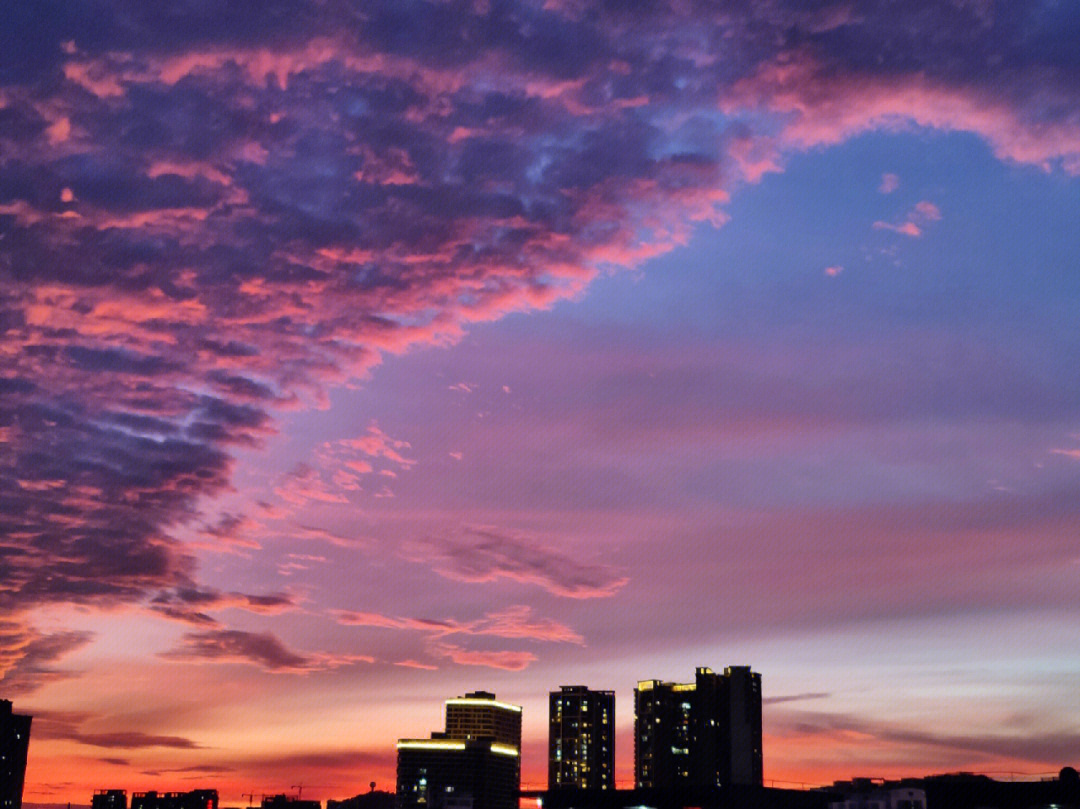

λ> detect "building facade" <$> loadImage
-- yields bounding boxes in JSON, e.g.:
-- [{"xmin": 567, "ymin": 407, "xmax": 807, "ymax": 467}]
[
  {"xmin": 397, "ymin": 691, "xmax": 522, "ymax": 809},
  {"xmin": 396, "ymin": 738, "xmax": 519, "ymax": 809},
  {"xmin": 1, "ymin": 700, "xmax": 32, "ymax": 809},
  {"xmin": 131, "ymin": 791, "xmax": 218, "ymax": 809},
  {"xmin": 261, "ymin": 796, "xmax": 320, "ymax": 809},
  {"xmin": 828, "ymin": 787, "xmax": 926, "ymax": 809},
  {"xmin": 548, "ymin": 686, "xmax": 615, "ymax": 791},
  {"xmin": 444, "ymin": 691, "xmax": 522, "ymax": 750},
  {"xmin": 634, "ymin": 666, "xmax": 762, "ymax": 790},
  {"xmin": 92, "ymin": 791, "xmax": 128, "ymax": 809}
]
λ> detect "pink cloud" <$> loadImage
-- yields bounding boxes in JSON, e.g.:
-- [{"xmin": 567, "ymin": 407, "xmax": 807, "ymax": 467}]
[
  {"xmin": 878, "ymin": 173, "xmax": 900, "ymax": 193},
  {"xmin": 873, "ymin": 219, "xmax": 923, "ymax": 237},
  {"xmin": 334, "ymin": 604, "xmax": 583, "ymax": 644},
  {"xmin": 394, "ymin": 659, "xmax": 439, "ymax": 670},
  {"xmin": 914, "ymin": 200, "xmax": 942, "ymax": 220},
  {"xmin": 403, "ymin": 527, "xmax": 629, "ymax": 599},
  {"xmin": 873, "ymin": 200, "xmax": 943, "ymax": 237},
  {"xmin": 432, "ymin": 643, "xmax": 537, "ymax": 672},
  {"xmin": 725, "ymin": 49, "xmax": 1080, "ymax": 174},
  {"xmin": 160, "ymin": 629, "xmax": 373, "ymax": 672},
  {"xmin": 274, "ymin": 463, "xmax": 350, "ymax": 506}
]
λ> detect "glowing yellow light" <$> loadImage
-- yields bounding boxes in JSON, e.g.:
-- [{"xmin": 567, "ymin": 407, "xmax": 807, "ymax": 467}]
[
  {"xmin": 490, "ymin": 743, "xmax": 519, "ymax": 757},
  {"xmin": 397, "ymin": 740, "xmax": 467, "ymax": 751},
  {"xmin": 445, "ymin": 698, "xmax": 522, "ymax": 713}
]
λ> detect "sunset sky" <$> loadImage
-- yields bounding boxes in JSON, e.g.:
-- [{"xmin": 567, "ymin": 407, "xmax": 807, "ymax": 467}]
[{"xmin": 2, "ymin": 0, "xmax": 1080, "ymax": 803}]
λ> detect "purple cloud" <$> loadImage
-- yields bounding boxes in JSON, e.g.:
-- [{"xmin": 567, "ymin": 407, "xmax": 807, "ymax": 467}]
[
  {"xmin": 27, "ymin": 709, "xmax": 200, "ymax": 749},
  {"xmin": 404, "ymin": 526, "xmax": 629, "ymax": 598},
  {"xmin": 2, "ymin": 0, "xmax": 1079, "ymax": 683},
  {"xmin": 159, "ymin": 628, "xmax": 374, "ymax": 672},
  {"xmin": 0, "ymin": 625, "xmax": 93, "ymax": 695}
]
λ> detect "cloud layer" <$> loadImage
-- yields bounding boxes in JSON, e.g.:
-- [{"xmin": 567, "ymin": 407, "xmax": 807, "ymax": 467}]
[{"xmin": 3, "ymin": 0, "xmax": 1079, "ymax": 693}]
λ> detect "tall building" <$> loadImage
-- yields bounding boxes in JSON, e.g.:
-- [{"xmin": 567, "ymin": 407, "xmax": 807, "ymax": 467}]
[
  {"xmin": 397, "ymin": 691, "xmax": 522, "ymax": 809},
  {"xmin": 444, "ymin": 691, "xmax": 522, "ymax": 750},
  {"xmin": 634, "ymin": 666, "xmax": 762, "ymax": 790},
  {"xmin": 548, "ymin": 686, "xmax": 615, "ymax": 791},
  {"xmin": 1, "ymin": 699, "xmax": 32, "ymax": 809},
  {"xmin": 397, "ymin": 738, "xmax": 519, "ymax": 809}
]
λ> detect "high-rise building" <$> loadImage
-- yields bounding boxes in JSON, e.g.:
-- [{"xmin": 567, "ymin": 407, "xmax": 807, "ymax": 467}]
[
  {"xmin": 444, "ymin": 691, "xmax": 522, "ymax": 750},
  {"xmin": 397, "ymin": 738, "xmax": 519, "ymax": 809},
  {"xmin": 634, "ymin": 666, "xmax": 762, "ymax": 790},
  {"xmin": 1, "ymin": 699, "xmax": 32, "ymax": 809},
  {"xmin": 397, "ymin": 691, "xmax": 522, "ymax": 809},
  {"xmin": 548, "ymin": 686, "xmax": 615, "ymax": 791}
]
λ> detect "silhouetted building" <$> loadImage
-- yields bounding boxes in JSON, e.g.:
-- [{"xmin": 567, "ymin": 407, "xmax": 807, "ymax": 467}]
[
  {"xmin": 828, "ymin": 784, "xmax": 925, "ymax": 809},
  {"xmin": 93, "ymin": 791, "xmax": 128, "ymax": 809},
  {"xmin": 1, "ymin": 699, "xmax": 32, "ymax": 809},
  {"xmin": 634, "ymin": 666, "xmax": 762, "ymax": 790},
  {"xmin": 326, "ymin": 791, "xmax": 394, "ymax": 809},
  {"xmin": 830, "ymin": 771, "xmax": 1080, "ymax": 809},
  {"xmin": 397, "ymin": 738, "xmax": 519, "ymax": 809},
  {"xmin": 132, "ymin": 791, "xmax": 219, "ymax": 809},
  {"xmin": 261, "ymin": 797, "xmax": 319, "ymax": 809},
  {"xmin": 534, "ymin": 784, "xmax": 833, "ymax": 809},
  {"xmin": 548, "ymin": 686, "xmax": 615, "ymax": 790}
]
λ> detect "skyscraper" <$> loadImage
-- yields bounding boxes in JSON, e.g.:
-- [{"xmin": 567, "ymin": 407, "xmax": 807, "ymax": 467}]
[
  {"xmin": 1, "ymin": 700, "xmax": 32, "ymax": 809},
  {"xmin": 548, "ymin": 686, "xmax": 615, "ymax": 791},
  {"xmin": 444, "ymin": 691, "xmax": 522, "ymax": 750},
  {"xmin": 634, "ymin": 666, "xmax": 762, "ymax": 790}
]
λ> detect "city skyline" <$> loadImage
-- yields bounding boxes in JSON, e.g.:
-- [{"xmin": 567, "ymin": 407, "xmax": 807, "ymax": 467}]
[{"xmin": 3, "ymin": 0, "xmax": 1080, "ymax": 804}]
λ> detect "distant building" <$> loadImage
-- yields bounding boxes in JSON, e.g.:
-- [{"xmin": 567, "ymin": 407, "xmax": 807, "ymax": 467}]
[
  {"xmin": 548, "ymin": 686, "xmax": 615, "ymax": 791},
  {"xmin": 397, "ymin": 737, "xmax": 519, "ymax": 809},
  {"xmin": 1, "ymin": 699, "xmax": 32, "ymax": 809},
  {"xmin": 261, "ymin": 797, "xmax": 320, "ymax": 809},
  {"xmin": 634, "ymin": 666, "xmax": 762, "ymax": 789},
  {"xmin": 828, "ymin": 786, "xmax": 926, "ymax": 809},
  {"xmin": 325, "ymin": 791, "xmax": 394, "ymax": 809},
  {"xmin": 830, "ymin": 771, "xmax": 1080, "ymax": 809},
  {"xmin": 132, "ymin": 791, "xmax": 219, "ymax": 809},
  {"xmin": 534, "ymin": 784, "xmax": 834, "ymax": 809},
  {"xmin": 92, "ymin": 791, "xmax": 128, "ymax": 809}
]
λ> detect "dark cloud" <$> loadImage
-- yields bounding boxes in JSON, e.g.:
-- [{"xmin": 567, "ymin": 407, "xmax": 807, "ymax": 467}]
[
  {"xmin": 139, "ymin": 764, "xmax": 234, "ymax": 774},
  {"xmin": 404, "ymin": 526, "xmax": 629, "ymax": 598},
  {"xmin": 27, "ymin": 709, "xmax": 200, "ymax": 749},
  {"xmin": 2, "ymin": 0, "xmax": 1078, "ymax": 678},
  {"xmin": 0, "ymin": 625, "xmax": 94, "ymax": 695},
  {"xmin": 764, "ymin": 692, "xmax": 831, "ymax": 705},
  {"xmin": 147, "ymin": 584, "xmax": 296, "ymax": 626},
  {"xmin": 772, "ymin": 708, "xmax": 1080, "ymax": 766},
  {"xmin": 73, "ymin": 731, "xmax": 201, "ymax": 750},
  {"xmin": 159, "ymin": 629, "xmax": 373, "ymax": 672}
]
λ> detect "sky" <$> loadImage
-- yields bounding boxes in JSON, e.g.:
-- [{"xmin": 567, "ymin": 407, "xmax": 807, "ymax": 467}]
[{"xmin": 2, "ymin": 0, "xmax": 1080, "ymax": 803}]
